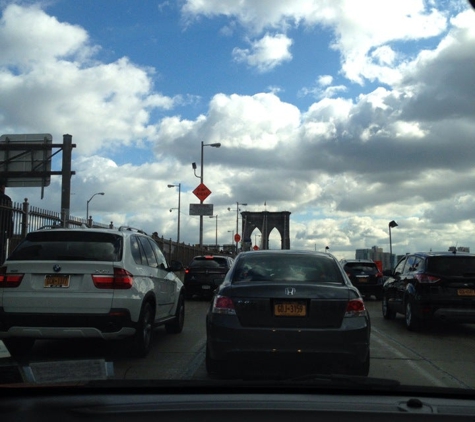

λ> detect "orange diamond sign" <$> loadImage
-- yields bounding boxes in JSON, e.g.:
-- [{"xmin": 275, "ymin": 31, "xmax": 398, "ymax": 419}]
[{"xmin": 193, "ymin": 183, "xmax": 211, "ymax": 202}]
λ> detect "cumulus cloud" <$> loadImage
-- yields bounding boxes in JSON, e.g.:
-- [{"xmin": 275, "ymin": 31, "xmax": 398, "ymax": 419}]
[
  {"xmin": 0, "ymin": 4, "xmax": 178, "ymax": 155},
  {"xmin": 232, "ymin": 33, "xmax": 293, "ymax": 72},
  {"xmin": 2, "ymin": 2, "xmax": 475, "ymax": 258}
]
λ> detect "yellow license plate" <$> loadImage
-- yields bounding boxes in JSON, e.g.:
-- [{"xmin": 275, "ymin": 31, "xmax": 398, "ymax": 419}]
[
  {"xmin": 357, "ymin": 277, "xmax": 368, "ymax": 283},
  {"xmin": 457, "ymin": 289, "xmax": 475, "ymax": 296},
  {"xmin": 274, "ymin": 301, "xmax": 307, "ymax": 317},
  {"xmin": 44, "ymin": 275, "xmax": 70, "ymax": 288}
]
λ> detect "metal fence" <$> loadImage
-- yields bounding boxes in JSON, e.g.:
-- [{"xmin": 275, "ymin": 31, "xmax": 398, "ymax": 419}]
[{"xmin": 6, "ymin": 198, "xmax": 224, "ymax": 266}]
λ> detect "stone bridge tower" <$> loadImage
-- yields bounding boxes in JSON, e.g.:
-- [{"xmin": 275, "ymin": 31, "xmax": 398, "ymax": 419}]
[{"xmin": 241, "ymin": 211, "xmax": 291, "ymax": 250}]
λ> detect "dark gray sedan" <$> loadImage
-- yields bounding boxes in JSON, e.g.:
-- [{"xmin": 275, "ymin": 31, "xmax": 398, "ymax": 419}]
[{"xmin": 206, "ymin": 250, "xmax": 371, "ymax": 379}]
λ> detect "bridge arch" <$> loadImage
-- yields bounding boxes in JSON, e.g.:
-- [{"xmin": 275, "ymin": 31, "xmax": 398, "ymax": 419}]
[{"xmin": 241, "ymin": 211, "xmax": 291, "ymax": 250}]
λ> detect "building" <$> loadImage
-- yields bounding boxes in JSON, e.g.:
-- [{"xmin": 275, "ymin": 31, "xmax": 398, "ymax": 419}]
[{"xmin": 355, "ymin": 246, "xmax": 394, "ymax": 271}]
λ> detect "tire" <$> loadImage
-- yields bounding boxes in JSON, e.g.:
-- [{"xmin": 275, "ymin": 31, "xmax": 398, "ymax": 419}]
[
  {"xmin": 375, "ymin": 290, "xmax": 383, "ymax": 301},
  {"xmin": 129, "ymin": 302, "xmax": 155, "ymax": 357},
  {"xmin": 382, "ymin": 295, "xmax": 396, "ymax": 320},
  {"xmin": 165, "ymin": 295, "xmax": 185, "ymax": 334},
  {"xmin": 3, "ymin": 338, "xmax": 35, "ymax": 357},
  {"xmin": 405, "ymin": 298, "xmax": 420, "ymax": 331}
]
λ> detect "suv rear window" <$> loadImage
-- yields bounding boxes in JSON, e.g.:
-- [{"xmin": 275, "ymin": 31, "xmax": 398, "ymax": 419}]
[
  {"xmin": 345, "ymin": 263, "xmax": 378, "ymax": 272},
  {"xmin": 8, "ymin": 231, "xmax": 123, "ymax": 261},
  {"xmin": 427, "ymin": 256, "xmax": 475, "ymax": 276},
  {"xmin": 189, "ymin": 257, "xmax": 229, "ymax": 268}
]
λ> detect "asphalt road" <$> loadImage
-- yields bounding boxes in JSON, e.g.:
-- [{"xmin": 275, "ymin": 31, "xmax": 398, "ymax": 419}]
[{"xmin": 13, "ymin": 297, "xmax": 475, "ymax": 388}]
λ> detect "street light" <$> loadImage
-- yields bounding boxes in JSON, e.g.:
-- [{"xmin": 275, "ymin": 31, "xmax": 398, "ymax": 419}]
[
  {"xmin": 228, "ymin": 202, "xmax": 247, "ymax": 253},
  {"xmin": 192, "ymin": 141, "xmax": 221, "ymax": 248},
  {"xmin": 388, "ymin": 220, "xmax": 398, "ymax": 270},
  {"xmin": 168, "ymin": 183, "xmax": 181, "ymax": 243},
  {"xmin": 209, "ymin": 215, "xmax": 218, "ymax": 251},
  {"xmin": 86, "ymin": 192, "xmax": 105, "ymax": 227}
]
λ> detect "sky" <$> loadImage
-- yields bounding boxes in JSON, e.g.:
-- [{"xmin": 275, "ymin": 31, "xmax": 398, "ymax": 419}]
[{"xmin": 1, "ymin": 0, "xmax": 475, "ymax": 259}]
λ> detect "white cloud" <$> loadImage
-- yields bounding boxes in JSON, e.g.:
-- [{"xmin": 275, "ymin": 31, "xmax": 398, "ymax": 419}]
[
  {"xmin": 232, "ymin": 33, "xmax": 293, "ymax": 72},
  {"xmin": 0, "ymin": 4, "xmax": 178, "ymax": 155}
]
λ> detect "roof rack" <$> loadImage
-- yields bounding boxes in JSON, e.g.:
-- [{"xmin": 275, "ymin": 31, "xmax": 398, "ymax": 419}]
[{"xmin": 118, "ymin": 226, "xmax": 148, "ymax": 235}]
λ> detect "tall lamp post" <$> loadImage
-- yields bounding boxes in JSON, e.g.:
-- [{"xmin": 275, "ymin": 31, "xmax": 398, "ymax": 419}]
[
  {"xmin": 228, "ymin": 202, "xmax": 247, "ymax": 253},
  {"xmin": 86, "ymin": 192, "xmax": 105, "ymax": 227},
  {"xmin": 192, "ymin": 141, "xmax": 221, "ymax": 248},
  {"xmin": 209, "ymin": 215, "xmax": 218, "ymax": 251},
  {"xmin": 388, "ymin": 220, "xmax": 398, "ymax": 270},
  {"xmin": 167, "ymin": 183, "xmax": 181, "ymax": 244}
]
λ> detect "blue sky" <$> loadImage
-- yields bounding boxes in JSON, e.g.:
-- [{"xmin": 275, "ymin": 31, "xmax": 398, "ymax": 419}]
[{"xmin": 1, "ymin": 0, "xmax": 475, "ymax": 256}]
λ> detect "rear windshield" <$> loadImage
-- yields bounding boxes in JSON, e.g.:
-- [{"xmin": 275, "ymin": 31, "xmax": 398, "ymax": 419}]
[
  {"xmin": 189, "ymin": 257, "xmax": 228, "ymax": 268},
  {"xmin": 8, "ymin": 231, "xmax": 123, "ymax": 261},
  {"xmin": 427, "ymin": 256, "xmax": 475, "ymax": 276},
  {"xmin": 232, "ymin": 254, "xmax": 344, "ymax": 284},
  {"xmin": 345, "ymin": 263, "xmax": 378, "ymax": 272}
]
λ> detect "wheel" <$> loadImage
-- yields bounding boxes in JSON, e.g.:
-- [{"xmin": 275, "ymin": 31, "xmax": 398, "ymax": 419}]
[
  {"xmin": 129, "ymin": 302, "xmax": 155, "ymax": 357},
  {"xmin": 165, "ymin": 295, "xmax": 185, "ymax": 334},
  {"xmin": 405, "ymin": 298, "xmax": 420, "ymax": 331},
  {"xmin": 3, "ymin": 338, "xmax": 35, "ymax": 357},
  {"xmin": 382, "ymin": 295, "xmax": 396, "ymax": 319},
  {"xmin": 375, "ymin": 290, "xmax": 383, "ymax": 301}
]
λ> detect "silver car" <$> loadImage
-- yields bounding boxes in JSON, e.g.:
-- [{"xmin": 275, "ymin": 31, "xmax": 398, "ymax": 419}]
[{"xmin": 0, "ymin": 226, "xmax": 185, "ymax": 357}]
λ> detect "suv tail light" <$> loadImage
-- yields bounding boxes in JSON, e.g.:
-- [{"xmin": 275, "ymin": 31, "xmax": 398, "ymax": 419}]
[
  {"xmin": 92, "ymin": 267, "xmax": 133, "ymax": 289},
  {"xmin": 414, "ymin": 274, "xmax": 440, "ymax": 284},
  {"xmin": 0, "ymin": 267, "xmax": 24, "ymax": 288},
  {"xmin": 212, "ymin": 295, "xmax": 236, "ymax": 315},
  {"xmin": 344, "ymin": 298, "xmax": 366, "ymax": 317}
]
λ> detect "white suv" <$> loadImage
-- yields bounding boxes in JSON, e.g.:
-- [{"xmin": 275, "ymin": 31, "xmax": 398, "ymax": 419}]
[{"xmin": 0, "ymin": 226, "xmax": 185, "ymax": 357}]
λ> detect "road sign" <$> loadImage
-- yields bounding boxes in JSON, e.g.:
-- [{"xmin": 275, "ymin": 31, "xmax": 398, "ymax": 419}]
[
  {"xmin": 193, "ymin": 183, "xmax": 211, "ymax": 202},
  {"xmin": 0, "ymin": 133, "xmax": 52, "ymax": 187},
  {"xmin": 189, "ymin": 203, "xmax": 214, "ymax": 216},
  {"xmin": 234, "ymin": 233, "xmax": 241, "ymax": 243}
]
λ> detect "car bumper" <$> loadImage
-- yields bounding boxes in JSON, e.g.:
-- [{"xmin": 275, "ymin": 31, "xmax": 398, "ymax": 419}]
[
  {"xmin": 0, "ymin": 308, "xmax": 137, "ymax": 340},
  {"xmin": 185, "ymin": 281, "xmax": 223, "ymax": 297},
  {"xmin": 207, "ymin": 314, "xmax": 370, "ymax": 371}
]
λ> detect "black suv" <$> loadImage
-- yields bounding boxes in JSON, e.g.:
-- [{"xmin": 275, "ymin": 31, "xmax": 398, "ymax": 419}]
[
  {"xmin": 382, "ymin": 251, "xmax": 475, "ymax": 330},
  {"xmin": 341, "ymin": 259, "xmax": 384, "ymax": 300},
  {"xmin": 184, "ymin": 255, "xmax": 234, "ymax": 299}
]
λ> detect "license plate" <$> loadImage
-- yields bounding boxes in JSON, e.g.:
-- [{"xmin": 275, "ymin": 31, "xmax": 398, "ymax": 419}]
[
  {"xmin": 274, "ymin": 301, "xmax": 307, "ymax": 317},
  {"xmin": 201, "ymin": 285, "xmax": 211, "ymax": 290},
  {"xmin": 457, "ymin": 289, "xmax": 475, "ymax": 296},
  {"xmin": 357, "ymin": 277, "xmax": 368, "ymax": 282},
  {"xmin": 44, "ymin": 275, "xmax": 70, "ymax": 288}
]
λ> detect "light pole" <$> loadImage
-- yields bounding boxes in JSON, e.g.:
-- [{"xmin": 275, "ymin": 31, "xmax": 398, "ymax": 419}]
[
  {"xmin": 167, "ymin": 183, "xmax": 181, "ymax": 244},
  {"xmin": 228, "ymin": 202, "xmax": 247, "ymax": 253},
  {"xmin": 209, "ymin": 215, "xmax": 218, "ymax": 251},
  {"xmin": 86, "ymin": 192, "xmax": 105, "ymax": 227},
  {"xmin": 192, "ymin": 141, "xmax": 221, "ymax": 248},
  {"xmin": 388, "ymin": 220, "xmax": 398, "ymax": 270},
  {"xmin": 227, "ymin": 230, "xmax": 234, "ymax": 249}
]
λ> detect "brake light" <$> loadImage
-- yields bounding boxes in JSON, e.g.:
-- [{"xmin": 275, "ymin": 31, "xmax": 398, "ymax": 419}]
[
  {"xmin": 344, "ymin": 298, "xmax": 366, "ymax": 317},
  {"xmin": 414, "ymin": 274, "xmax": 440, "ymax": 284},
  {"xmin": 212, "ymin": 295, "xmax": 236, "ymax": 315},
  {"xmin": 185, "ymin": 268, "xmax": 190, "ymax": 274},
  {"xmin": 0, "ymin": 267, "xmax": 24, "ymax": 288},
  {"xmin": 92, "ymin": 267, "xmax": 133, "ymax": 289}
]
